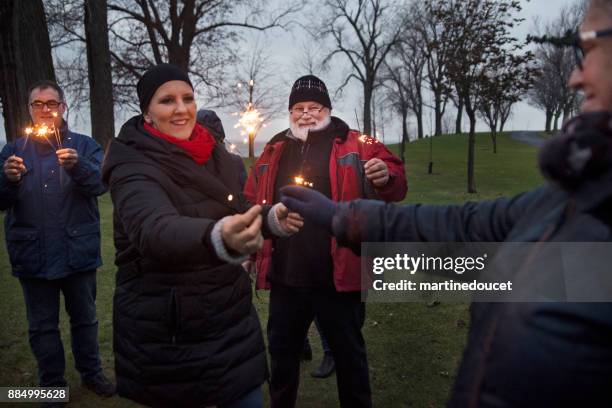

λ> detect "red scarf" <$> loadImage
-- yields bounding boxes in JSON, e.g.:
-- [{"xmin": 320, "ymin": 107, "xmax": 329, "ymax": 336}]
[{"xmin": 144, "ymin": 121, "xmax": 216, "ymax": 165}]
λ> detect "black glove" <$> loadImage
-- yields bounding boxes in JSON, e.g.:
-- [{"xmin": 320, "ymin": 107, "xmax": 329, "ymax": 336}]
[{"xmin": 280, "ymin": 186, "xmax": 338, "ymax": 232}]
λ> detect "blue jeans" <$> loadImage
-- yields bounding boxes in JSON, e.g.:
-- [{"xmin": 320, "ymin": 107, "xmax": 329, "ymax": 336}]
[
  {"xmin": 219, "ymin": 386, "xmax": 263, "ymax": 408},
  {"xmin": 19, "ymin": 270, "xmax": 102, "ymax": 387}
]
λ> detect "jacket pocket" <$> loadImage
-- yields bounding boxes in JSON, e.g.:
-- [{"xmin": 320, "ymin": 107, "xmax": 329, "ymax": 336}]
[
  {"xmin": 66, "ymin": 222, "xmax": 100, "ymax": 270},
  {"xmin": 6, "ymin": 228, "xmax": 41, "ymax": 273}
]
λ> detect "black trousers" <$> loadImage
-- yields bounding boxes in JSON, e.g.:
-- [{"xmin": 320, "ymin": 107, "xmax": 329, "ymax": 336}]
[{"xmin": 267, "ymin": 284, "xmax": 372, "ymax": 408}]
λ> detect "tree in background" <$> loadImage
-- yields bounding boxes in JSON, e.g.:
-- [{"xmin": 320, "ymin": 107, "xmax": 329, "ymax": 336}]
[
  {"xmin": 478, "ymin": 50, "xmax": 535, "ymax": 153},
  {"xmin": 107, "ymin": 0, "xmax": 299, "ymax": 106},
  {"xmin": 381, "ymin": 21, "xmax": 426, "ymax": 162},
  {"xmin": 383, "ymin": 16, "xmax": 426, "ymax": 142},
  {"xmin": 528, "ymin": 2, "xmax": 585, "ymax": 133},
  {"xmin": 439, "ymin": 0, "xmax": 527, "ymax": 193},
  {"xmin": 45, "ymin": 0, "xmax": 300, "ymax": 115},
  {"xmin": 0, "ymin": 0, "xmax": 56, "ymax": 142},
  {"xmin": 45, "ymin": 0, "xmax": 114, "ymax": 146},
  {"xmin": 85, "ymin": 0, "xmax": 115, "ymax": 147},
  {"xmin": 418, "ymin": 0, "xmax": 454, "ymax": 136},
  {"xmin": 317, "ymin": 0, "xmax": 408, "ymax": 136}
]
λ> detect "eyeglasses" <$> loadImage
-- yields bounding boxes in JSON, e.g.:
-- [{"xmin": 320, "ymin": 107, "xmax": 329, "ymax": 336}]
[
  {"xmin": 572, "ymin": 28, "xmax": 612, "ymax": 70},
  {"xmin": 290, "ymin": 106, "xmax": 325, "ymax": 117},
  {"xmin": 30, "ymin": 100, "xmax": 62, "ymax": 110}
]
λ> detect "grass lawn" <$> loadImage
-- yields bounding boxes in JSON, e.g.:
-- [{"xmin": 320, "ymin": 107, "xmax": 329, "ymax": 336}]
[{"xmin": 0, "ymin": 132, "xmax": 543, "ymax": 407}]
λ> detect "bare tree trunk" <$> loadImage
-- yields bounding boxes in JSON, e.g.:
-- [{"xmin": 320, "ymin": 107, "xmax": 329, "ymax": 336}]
[
  {"xmin": 434, "ymin": 93, "xmax": 443, "ymax": 136},
  {"xmin": 363, "ymin": 85, "xmax": 373, "ymax": 136},
  {"xmin": 0, "ymin": 0, "xmax": 55, "ymax": 142},
  {"xmin": 416, "ymin": 110, "xmax": 424, "ymax": 140},
  {"xmin": 499, "ymin": 118, "xmax": 507, "ymax": 133},
  {"xmin": 562, "ymin": 104, "xmax": 572, "ymax": 126},
  {"xmin": 371, "ymin": 94, "xmax": 377, "ymax": 139},
  {"xmin": 553, "ymin": 108, "xmax": 562, "ymax": 132},
  {"xmin": 400, "ymin": 111, "xmax": 408, "ymax": 164},
  {"xmin": 490, "ymin": 128, "xmax": 497, "ymax": 154},
  {"xmin": 455, "ymin": 99, "xmax": 463, "ymax": 134},
  {"xmin": 85, "ymin": 0, "xmax": 115, "ymax": 147},
  {"xmin": 545, "ymin": 109, "xmax": 553, "ymax": 133},
  {"xmin": 466, "ymin": 106, "xmax": 477, "ymax": 194}
]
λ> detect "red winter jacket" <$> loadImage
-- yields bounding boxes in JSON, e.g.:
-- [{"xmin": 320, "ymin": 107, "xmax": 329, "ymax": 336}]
[{"xmin": 244, "ymin": 126, "xmax": 407, "ymax": 292}]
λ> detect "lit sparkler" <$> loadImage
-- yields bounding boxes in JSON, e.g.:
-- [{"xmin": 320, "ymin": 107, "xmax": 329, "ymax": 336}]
[
  {"xmin": 234, "ymin": 79, "xmax": 264, "ymax": 159},
  {"xmin": 24, "ymin": 124, "xmax": 56, "ymax": 149},
  {"xmin": 24, "ymin": 117, "xmax": 63, "ymax": 150},
  {"xmin": 293, "ymin": 175, "xmax": 314, "ymax": 188},
  {"xmin": 358, "ymin": 134, "xmax": 379, "ymax": 145},
  {"xmin": 51, "ymin": 112, "xmax": 63, "ymax": 148}
]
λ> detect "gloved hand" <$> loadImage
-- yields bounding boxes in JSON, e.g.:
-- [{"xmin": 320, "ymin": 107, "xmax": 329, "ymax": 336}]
[{"xmin": 280, "ymin": 186, "xmax": 338, "ymax": 232}]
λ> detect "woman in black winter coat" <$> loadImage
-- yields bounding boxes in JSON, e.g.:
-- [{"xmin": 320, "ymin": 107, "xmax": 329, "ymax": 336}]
[{"xmin": 102, "ymin": 64, "xmax": 301, "ymax": 407}]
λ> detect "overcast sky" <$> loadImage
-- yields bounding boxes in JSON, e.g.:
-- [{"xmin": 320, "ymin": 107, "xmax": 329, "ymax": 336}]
[{"xmin": 0, "ymin": 0, "xmax": 579, "ymax": 152}]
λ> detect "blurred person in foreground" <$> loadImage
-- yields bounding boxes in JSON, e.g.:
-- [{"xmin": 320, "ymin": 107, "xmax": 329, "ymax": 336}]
[{"xmin": 280, "ymin": 1, "xmax": 612, "ymax": 406}]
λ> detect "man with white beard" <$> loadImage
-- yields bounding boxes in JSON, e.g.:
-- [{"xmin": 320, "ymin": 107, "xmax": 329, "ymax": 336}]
[{"xmin": 244, "ymin": 75, "xmax": 407, "ymax": 407}]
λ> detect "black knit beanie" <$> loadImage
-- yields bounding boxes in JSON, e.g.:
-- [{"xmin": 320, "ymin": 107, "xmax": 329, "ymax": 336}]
[
  {"xmin": 137, "ymin": 63, "xmax": 193, "ymax": 112},
  {"xmin": 288, "ymin": 75, "xmax": 332, "ymax": 110}
]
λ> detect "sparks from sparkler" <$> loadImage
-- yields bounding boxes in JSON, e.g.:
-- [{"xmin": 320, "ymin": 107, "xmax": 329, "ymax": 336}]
[
  {"xmin": 24, "ymin": 124, "xmax": 56, "ymax": 149},
  {"xmin": 22, "ymin": 121, "xmax": 65, "ymax": 188},
  {"xmin": 235, "ymin": 108, "xmax": 265, "ymax": 136},
  {"xmin": 24, "ymin": 118, "xmax": 63, "ymax": 150},
  {"xmin": 358, "ymin": 134, "xmax": 379, "ymax": 145},
  {"xmin": 293, "ymin": 175, "xmax": 314, "ymax": 188}
]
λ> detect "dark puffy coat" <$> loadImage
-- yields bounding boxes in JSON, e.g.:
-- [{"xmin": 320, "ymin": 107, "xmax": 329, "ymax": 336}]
[
  {"xmin": 0, "ymin": 126, "xmax": 105, "ymax": 279},
  {"xmin": 102, "ymin": 116, "xmax": 267, "ymax": 407},
  {"xmin": 334, "ymin": 170, "xmax": 612, "ymax": 406}
]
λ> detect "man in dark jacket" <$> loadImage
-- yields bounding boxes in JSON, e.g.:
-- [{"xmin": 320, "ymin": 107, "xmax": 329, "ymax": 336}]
[
  {"xmin": 0, "ymin": 80, "xmax": 114, "ymax": 398},
  {"xmin": 244, "ymin": 75, "xmax": 407, "ymax": 408},
  {"xmin": 280, "ymin": 1, "xmax": 612, "ymax": 406}
]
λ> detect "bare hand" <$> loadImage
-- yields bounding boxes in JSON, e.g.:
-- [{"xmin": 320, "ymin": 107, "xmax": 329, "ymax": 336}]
[
  {"xmin": 222, "ymin": 205, "xmax": 264, "ymax": 255},
  {"xmin": 3, "ymin": 155, "xmax": 26, "ymax": 183},
  {"xmin": 56, "ymin": 148, "xmax": 78, "ymax": 170},
  {"xmin": 364, "ymin": 158, "xmax": 389, "ymax": 187},
  {"xmin": 275, "ymin": 202, "xmax": 304, "ymax": 234}
]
